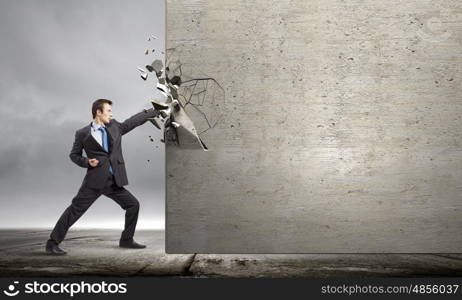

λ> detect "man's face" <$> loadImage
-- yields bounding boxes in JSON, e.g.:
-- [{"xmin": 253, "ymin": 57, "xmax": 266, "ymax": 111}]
[{"xmin": 97, "ymin": 103, "xmax": 113, "ymax": 124}]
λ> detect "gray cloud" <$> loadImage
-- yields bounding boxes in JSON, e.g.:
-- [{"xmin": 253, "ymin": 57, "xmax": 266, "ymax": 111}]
[{"xmin": 0, "ymin": 0, "xmax": 166, "ymax": 229}]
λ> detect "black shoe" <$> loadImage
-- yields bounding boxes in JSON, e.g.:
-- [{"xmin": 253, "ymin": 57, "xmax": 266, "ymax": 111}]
[
  {"xmin": 45, "ymin": 240, "xmax": 67, "ymax": 256},
  {"xmin": 119, "ymin": 239, "xmax": 146, "ymax": 249}
]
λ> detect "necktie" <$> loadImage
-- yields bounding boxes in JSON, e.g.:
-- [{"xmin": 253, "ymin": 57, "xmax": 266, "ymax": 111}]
[{"xmin": 98, "ymin": 127, "xmax": 113, "ymax": 174}]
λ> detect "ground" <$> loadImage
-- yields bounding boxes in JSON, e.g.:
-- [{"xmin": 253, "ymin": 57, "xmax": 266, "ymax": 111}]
[{"xmin": 1, "ymin": 229, "xmax": 462, "ymax": 277}]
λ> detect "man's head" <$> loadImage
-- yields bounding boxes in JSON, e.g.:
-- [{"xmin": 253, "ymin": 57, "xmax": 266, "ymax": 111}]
[{"xmin": 92, "ymin": 99, "xmax": 113, "ymax": 124}]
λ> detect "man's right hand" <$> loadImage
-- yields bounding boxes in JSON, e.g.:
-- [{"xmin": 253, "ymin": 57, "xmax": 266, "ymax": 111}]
[{"xmin": 88, "ymin": 158, "xmax": 99, "ymax": 167}]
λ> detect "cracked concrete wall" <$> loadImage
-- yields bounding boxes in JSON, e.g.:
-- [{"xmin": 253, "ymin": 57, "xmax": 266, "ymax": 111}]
[{"xmin": 166, "ymin": 0, "xmax": 462, "ymax": 253}]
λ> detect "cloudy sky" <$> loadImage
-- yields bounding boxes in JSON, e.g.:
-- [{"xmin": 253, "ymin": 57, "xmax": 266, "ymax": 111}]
[{"xmin": 0, "ymin": 0, "xmax": 166, "ymax": 229}]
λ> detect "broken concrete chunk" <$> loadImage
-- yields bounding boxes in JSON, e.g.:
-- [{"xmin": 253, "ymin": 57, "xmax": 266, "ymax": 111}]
[
  {"xmin": 150, "ymin": 99, "xmax": 169, "ymax": 110},
  {"xmin": 170, "ymin": 76, "xmax": 182, "ymax": 87},
  {"xmin": 170, "ymin": 104, "xmax": 208, "ymax": 151},
  {"xmin": 146, "ymin": 60, "xmax": 163, "ymax": 72},
  {"xmin": 145, "ymin": 60, "xmax": 164, "ymax": 77},
  {"xmin": 137, "ymin": 67, "xmax": 148, "ymax": 81},
  {"xmin": 157, "ymin": 83, "xmax": 169, "ymax": 96},
  {"xmin": 169, "ymin": 87, "xmax": 179, "ymax": 100},
  {"xmin": 148, "ymin": 118, "xmax": 161, "ymax": 130}
]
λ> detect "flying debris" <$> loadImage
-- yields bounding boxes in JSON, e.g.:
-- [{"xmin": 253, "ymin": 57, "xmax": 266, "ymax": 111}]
[
  {"xmin": 144, "ymin": 49, "xmax": 149, "ymax": 55},
  {"xmin": 137, "ymin": 67, "xmax": 148, "ymax": 81}
]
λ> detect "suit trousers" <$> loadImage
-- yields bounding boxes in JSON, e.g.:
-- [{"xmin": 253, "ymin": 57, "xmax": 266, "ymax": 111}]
[{"xmin": 48, "ymin": 175, "xmax": 140, "ymax": 245}]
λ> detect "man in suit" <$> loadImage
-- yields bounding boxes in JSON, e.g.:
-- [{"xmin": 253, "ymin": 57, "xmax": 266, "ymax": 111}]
[{"xmin": 46, "ymin": 99, "xmax": 162, "ymax": 255}]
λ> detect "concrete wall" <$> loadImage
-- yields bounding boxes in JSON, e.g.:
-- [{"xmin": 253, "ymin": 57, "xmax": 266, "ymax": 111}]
[{"xmin": 166, "ymin": 0, "xmax": 462, "ymax": 253}]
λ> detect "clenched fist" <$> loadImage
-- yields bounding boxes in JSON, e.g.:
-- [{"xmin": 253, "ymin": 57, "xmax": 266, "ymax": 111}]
[{"xmin": 88, "ymin": 158, "xmax": 99, "ymax": 167}]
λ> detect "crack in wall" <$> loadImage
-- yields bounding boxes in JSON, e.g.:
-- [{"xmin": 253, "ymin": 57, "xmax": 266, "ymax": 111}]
[{"xmin": 139, "ymin": 40, "xmax": 225, "ymax": 150}]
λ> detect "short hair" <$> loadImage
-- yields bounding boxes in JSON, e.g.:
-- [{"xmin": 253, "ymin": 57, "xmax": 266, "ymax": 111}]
[{"xmin": 92, "ymin": 99, "xmax": 113, "ymax": 118}]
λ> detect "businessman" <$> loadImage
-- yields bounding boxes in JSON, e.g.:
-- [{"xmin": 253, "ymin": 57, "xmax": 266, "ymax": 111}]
[{"xmin": 46, "ymin": 99, "xmax": 162, "ymax": 255}]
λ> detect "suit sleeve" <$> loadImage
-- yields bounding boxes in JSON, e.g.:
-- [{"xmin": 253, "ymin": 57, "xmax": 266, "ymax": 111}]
[
  {"xmin": 118, "ymin": 108, "xmax": 159, "ymax": 136},
  {"xmin": 69, "ymin": 131, "xmax": 89, "ymax": 168}
]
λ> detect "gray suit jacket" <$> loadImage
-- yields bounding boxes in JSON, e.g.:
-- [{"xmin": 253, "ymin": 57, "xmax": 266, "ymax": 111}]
[{"xmin": 70, "ymin": 108, "xmax": 158, "ymax": 189}]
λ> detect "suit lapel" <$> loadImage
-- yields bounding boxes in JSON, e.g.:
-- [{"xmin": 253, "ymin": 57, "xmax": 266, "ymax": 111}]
[{"xmin": 85, "ymin": 122, "xmax": 107, "ymax": 153}]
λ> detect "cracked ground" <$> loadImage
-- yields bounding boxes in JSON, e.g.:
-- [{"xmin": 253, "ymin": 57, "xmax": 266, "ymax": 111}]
[{"xmin": 1, "ymin": 230, "xmax": 462, "ymax": 277}]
